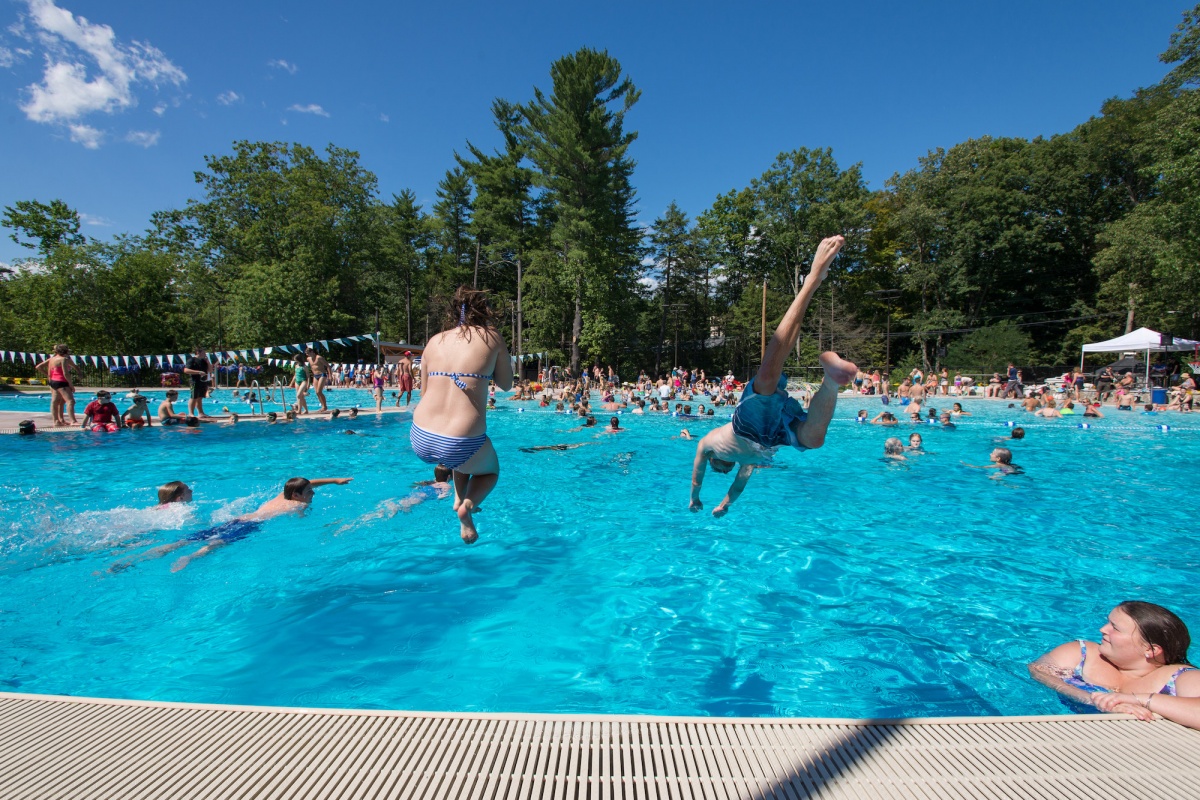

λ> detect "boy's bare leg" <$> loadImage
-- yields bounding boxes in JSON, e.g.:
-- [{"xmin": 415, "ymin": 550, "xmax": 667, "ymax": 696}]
[
  {"xmin": 755, "ymin": 236, "xmax": 845, "ymax": 395},
  {"xmin": 794, "ymin": 352, "xmax": 858, "ymax": 449}
]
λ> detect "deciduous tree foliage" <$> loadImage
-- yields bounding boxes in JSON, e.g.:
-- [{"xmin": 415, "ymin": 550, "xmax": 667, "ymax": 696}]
[{"xmin": 5, "ymin": 9, "xmax": 1200, "ymax": 378}]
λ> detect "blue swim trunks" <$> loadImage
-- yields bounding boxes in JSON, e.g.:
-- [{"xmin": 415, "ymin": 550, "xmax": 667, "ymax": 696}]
[
  {"xmin": 731, "ymin": 373, "xmax": 808, "ymax": 450},
  {"xmin": 186, "ymin": 519, "xmax": 260, "ymax": 544}
]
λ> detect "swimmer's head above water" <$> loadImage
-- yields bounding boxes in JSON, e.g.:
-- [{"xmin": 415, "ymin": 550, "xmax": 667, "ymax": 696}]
[{"xmin": 158, "ymin": 481, "xmax": 192, "ymax": 504}]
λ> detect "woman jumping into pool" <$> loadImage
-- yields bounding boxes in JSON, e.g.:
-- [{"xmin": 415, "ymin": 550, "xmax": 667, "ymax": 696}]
[
  {"xmin": 1029, "ymin": 601, "xmax": 1199, "ymax": 729},
  {"xmin": 410, "ymin": 286, "xmax": 513, "ymax": 543}
]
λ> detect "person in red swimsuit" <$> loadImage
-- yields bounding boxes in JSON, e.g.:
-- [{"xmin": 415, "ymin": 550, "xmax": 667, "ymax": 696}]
[
  {"xmin": 35, "ymin": 344, "xmax": 78, "ymax": 426},
  {"xmin": 397, "ymin": 351, "xmax": 415, "ymax": 407},
  {"xmin": 82, "ymin": 390, "xmax": 122, "ymax": 432}
]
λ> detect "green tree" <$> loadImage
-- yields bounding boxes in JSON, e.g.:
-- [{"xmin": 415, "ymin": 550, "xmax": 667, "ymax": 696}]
[
  {"xmin": 648, "ymin": 202, "xmax": 691, "ymax": 375},
  {"xmin": 522, "ymin": 47, "xmax": 644, "ymax": 373},
  {"xmin": 2, "ymin": 199, "xmax": 85, "ymax": 257}
]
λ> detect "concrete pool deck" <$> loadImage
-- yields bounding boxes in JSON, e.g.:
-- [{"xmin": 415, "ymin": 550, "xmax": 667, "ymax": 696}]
[
  {"xmin": 1, "ymin": 692, "xmax": 1198, "ymax": 799},
  {"xmin": 0, "ymin": 402, "xmax": 412, "ymax": 434}
]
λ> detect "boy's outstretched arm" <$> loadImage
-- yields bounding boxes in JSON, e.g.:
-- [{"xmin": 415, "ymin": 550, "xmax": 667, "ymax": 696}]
[
  {"xmin": 689, "ymin": 441, "xmax": 710, "ymax": 511},
  {"xmin": 309, "ymin": 478, "xmax": 353, "ymax": 487},
  {"xmin": 713, "ymin": 464, "xmax": 755, "ymax": 518}
]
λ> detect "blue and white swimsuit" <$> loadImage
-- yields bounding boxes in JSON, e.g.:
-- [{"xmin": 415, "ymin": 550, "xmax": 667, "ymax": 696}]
[{"xmin": 409, "ymin": 370, "xmax": 493, "ymax": 470}]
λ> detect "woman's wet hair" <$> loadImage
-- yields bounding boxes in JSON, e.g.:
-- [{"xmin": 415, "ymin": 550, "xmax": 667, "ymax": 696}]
[
  {"xmin": 283, "ymin": 477, "xmax": 311, "ymax": 500},
  {"xmin": 53, "ymin": 343, "xmax": 69, "ymax": 356},
  {"xmin": 434, "ymin": 465, "xmax": 453, "ymax": 482},
  {"xmin": 1118, "ymin": 601, "xmax": 1191, "ymax": 665},
  {"xmin": 158, "ymin": 481, "xmax": 189, "ymax": 504},
  {"xmin": 994, "ymin": 448, "xmax": 1013, "ymax": 465},
  {"xmin": 884, "ymin": 437, "xmax": 904, "ymax": 455},
  {"xmin": 446, "ymin": 286, "xmax": 497, "ymax": 332}
]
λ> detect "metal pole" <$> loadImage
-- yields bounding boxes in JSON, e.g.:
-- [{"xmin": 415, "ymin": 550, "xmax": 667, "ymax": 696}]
[
  {"xmin": 516, "ymin": 257, "xmax": 523, "ymax": 368},
  {"xmin": 885, "ymin": 307, "xmax": 891, "ymax": 377},
  {"xmin": 375, "ymin": 308, "xmax": 381, "ymax": 369}
]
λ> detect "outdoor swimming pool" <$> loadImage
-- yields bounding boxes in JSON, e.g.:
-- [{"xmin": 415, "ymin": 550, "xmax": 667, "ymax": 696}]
[{"xmin": 1, "ymin": 394, "xmax": 1196, "ymax": 718}]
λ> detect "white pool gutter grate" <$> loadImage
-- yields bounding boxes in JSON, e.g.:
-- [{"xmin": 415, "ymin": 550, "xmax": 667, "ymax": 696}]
[{"xmin": 2, "ymin": 691, "xmax": 1199, "ymax": 799}]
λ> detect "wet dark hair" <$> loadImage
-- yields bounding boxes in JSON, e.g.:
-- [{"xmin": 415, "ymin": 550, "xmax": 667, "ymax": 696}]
[
  {"xmin": 446, "ymin": 286, "xmax": 497, "ymax": 332},
  {"xmin": 185, "ymin": 416, "xmax": 199, "ymax": 427},
  {"xmin": 434, "ymin": 465, "xmax": 453, "ymax": 482},
  {"xmin": 1118, "ymin": 601, "xmax": 1191, "ymax": 665},
  {"xmin": 1011, "ymin": 427, "xmax": 1025, "ymax": 439},
  {"xmin": 158, "ymin": 481, "xmax": 188, "ymax": 504},
  {"xmin": 283, "ymin": 477, "xmax": 311, "ymax": 501},
  {"xmin": 610, "ymin": 416, "xmax": 619, "ymax": 428},
  {"xmin": 267, "ymin": 411, "xmax": 278, "ymax": 421}
]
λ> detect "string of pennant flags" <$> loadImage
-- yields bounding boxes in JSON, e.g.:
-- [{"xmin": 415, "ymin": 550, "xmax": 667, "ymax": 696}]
[{"xmin": 0, "ymin": 334, "xmax": 378, "ymax": 371}]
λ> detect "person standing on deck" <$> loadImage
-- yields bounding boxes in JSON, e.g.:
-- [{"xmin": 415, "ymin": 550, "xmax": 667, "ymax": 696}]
[{"xmin": 183, "ymin": 346, "xmax": 212, "ymax": 418}]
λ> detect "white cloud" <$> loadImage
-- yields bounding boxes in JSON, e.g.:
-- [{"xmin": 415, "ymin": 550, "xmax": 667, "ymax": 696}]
[
  {"xmin": 152, "ymin": 101, "xmax": 166, "ymax": 115},
  {"xmin": 0, "ymin": 46, "xmax": 14, "ymax": 67},
  {"xmin": 379, "ymin": 113, "xmax": 389, "ymax": 123},
  {"xmin": 68, "ymin": 122, "xmax": 100, "ymax": 148},
  {"xmin": 288, "ymin": 103, "xmax": 328, "ymax": 117},
  {"xmin": 268, "ymin": 58, "xmax": 297, "ymax": 74},
  {"xmin": 216, "ymin": 90, "xmax": 241, "ymax": 105},
  {"xmin": 79, "ymin": 212, "xmax": 111, "ymax": 226},
  {"xmin": 16, "ymin": 0, "xmax": 186, "ymax": 146},
  {"xmin": 125, "ymin": 129, "xmax": 159, "ymax": 147}
]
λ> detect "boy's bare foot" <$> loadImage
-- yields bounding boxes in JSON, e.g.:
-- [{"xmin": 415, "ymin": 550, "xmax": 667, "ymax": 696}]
[
  {"xmin": 457, "ymin": 499, "xmax": 479, "ymax": 544},
  {"xmin": 808, "ymin": 235, "xmax": 846, "ymax": 283},
  {"xmin": 820, "ymin": 351, "xmax": 857, "ymax": 386}
]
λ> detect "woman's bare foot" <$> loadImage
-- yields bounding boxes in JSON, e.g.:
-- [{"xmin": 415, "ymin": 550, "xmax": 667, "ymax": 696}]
[
  {"xmin": 808, "ymin": 235, "xmax": 845, "ymax": 283},
  {"xmin": 819, "ymin": 351, "xmax": 858, "ymax": 386},
  {"xmin": 457, "ymin": 499, "xmax": 479, "ymax": 544}
]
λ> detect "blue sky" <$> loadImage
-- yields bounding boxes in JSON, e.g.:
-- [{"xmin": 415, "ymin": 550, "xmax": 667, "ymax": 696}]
[{"xmin": 0, "ymin": 0, "xmax": 1188, "ymax": 267}]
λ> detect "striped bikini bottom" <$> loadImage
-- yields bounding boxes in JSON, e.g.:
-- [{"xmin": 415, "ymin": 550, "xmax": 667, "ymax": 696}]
[{"xmin": 409, "ymin": 423, "xmax": 488, "ymax": 470}]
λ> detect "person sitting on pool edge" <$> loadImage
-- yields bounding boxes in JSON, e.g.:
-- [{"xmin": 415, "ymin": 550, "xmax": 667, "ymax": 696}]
[
  {"xmin": 82, "ymin": 390, "xmax": 122, "ymax": 432},
  {"xmin": 689, "ymin": 236, "xmax": 856, "ymax": 518},
  {"xmin": 122, "ymin": 395, "xmax": 153, "ymax": 428},
  {"xmin": 1029, "ymin": 601, "xmax": 1199, "ymax": 729},
  {"xmin": 158, "ymin": 390, "xmax": 196, "ymax": 426},
  {"xmin": 110, "ymin": 476, "xmax": 352, "ymax": 573}
]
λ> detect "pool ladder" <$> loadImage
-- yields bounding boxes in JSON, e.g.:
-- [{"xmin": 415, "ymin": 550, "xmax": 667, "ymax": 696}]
[{"xmin": 247, "ymin": 378, "xmax": 291, "ymax": 416}]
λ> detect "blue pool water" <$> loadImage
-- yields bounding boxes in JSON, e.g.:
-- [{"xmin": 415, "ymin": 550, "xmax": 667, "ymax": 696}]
[{"xmin": 1, "ymin": 394, "xmax": 1197, "ymax": 718}]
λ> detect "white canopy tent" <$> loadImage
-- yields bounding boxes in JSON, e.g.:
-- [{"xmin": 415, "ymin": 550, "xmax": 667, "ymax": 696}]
[{"xmin": 1080, "ymin": 327, "xmax": 1200, "ymax": 387}]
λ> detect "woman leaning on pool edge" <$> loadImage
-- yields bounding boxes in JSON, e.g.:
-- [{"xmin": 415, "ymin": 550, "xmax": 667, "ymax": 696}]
[
  {"xmin": 410, "ymin": 286, "xmax": 513, "ymax": 544},
  {"xmin": 1029, "ymin": 601, "xmax": 1200, "ymax": 729}
]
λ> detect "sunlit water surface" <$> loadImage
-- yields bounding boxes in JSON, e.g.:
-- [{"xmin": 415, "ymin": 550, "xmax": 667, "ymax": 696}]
[{"xmin": 1, "ymin": 392, "xmax": 1196, "ymax": 717}]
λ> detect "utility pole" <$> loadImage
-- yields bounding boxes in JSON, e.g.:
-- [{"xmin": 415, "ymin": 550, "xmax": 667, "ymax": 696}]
[
  {"xmin": 473, "ymin": 242, "xmax": 481, "ymax": 289},
  {"xmin": 375, "ymin": 308, "xmax": 381, "ymax": 368},
  {"xmin": 1126, "ymin": 282, "xmax": 1137, "ymax": 334}
]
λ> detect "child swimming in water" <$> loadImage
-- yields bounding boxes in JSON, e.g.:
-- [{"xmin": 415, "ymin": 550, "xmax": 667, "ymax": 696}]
[
  {"xmin": 689, "ymin": 236, "xmax": 856, "ymax": 517},
  {"xmin": 109, "ymin": 476, "xmax": 352, "ymax": 572}
]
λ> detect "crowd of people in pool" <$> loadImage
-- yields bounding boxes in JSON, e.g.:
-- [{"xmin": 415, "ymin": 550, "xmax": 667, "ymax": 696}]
[{"xmin": 18, "ymin": 234, "xmax": 1200, "ymax": 729}]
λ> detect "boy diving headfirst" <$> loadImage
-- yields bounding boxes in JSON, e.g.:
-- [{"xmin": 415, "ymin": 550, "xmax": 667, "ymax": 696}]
[{"xmin": 689, "ymin": 235, "xmax": 856, "ymax": 517}]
